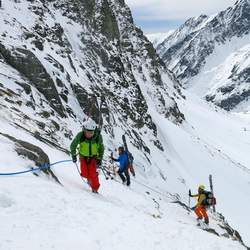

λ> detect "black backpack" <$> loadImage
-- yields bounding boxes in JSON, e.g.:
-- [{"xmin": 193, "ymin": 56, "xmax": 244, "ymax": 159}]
[
  {"xmin": 125, "ymin": 151, "xmax": 135, "ymax": 177},
  {"xmin": 204, "ymin": 191, "xmax": 216, "ymax": 206}
]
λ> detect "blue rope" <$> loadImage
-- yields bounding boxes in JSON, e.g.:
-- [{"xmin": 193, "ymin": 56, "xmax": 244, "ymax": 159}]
[
  {"xmin": 0, "ymin": 160, "xmax": 73, "ymax": 176},
  {"xmin": 131, "ymin": 179, "xmax": 175, "ymax": 201},
  {"xmin": 0, "ymin": 159, "xmax": 174, "ymax": 202},
  {"xmin": 74, "ymin": 162, "xmax": 87, "ymax": 184}
]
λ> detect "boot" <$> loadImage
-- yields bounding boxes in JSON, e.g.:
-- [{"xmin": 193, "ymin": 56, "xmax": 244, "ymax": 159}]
[
  {"xmin": 91, "ymin": 188, "xmax": 98, "ymax": 194},
  {"xmin": 204, "ymin": 218, "xmax": 209, "ymax": 225},
  {"xmin": 196, "ymin": 217, "xmax": 203, "ymax": 221}
]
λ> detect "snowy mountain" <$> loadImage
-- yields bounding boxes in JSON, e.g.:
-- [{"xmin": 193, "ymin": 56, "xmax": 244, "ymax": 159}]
[
  {"xmin": 149, "ymin": 0, "xmax": 250, "ymax": 112},
  {"xmin": 1, "ymin": 0, "xmax": 250, "ymax": 249},
  {"xmin": 147, "ymin": 30, "xmax": 175, "ymax": 48}
]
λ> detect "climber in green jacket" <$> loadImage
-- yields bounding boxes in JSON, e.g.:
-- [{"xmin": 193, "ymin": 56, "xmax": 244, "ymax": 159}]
[{"xmin": 70, "ymin": 119, "xmax": 104, "ymax": 193}]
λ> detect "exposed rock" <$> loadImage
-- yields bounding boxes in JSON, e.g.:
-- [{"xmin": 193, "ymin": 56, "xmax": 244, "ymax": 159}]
[{"xmin": 0, "ymin": 132, "xmax": 61, "ymax": 184}]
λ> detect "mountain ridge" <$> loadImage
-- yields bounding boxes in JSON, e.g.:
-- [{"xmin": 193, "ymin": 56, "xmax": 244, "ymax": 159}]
[{"xmin": 149, "ymin": 0, "xmax": 250, "ymax": 111}]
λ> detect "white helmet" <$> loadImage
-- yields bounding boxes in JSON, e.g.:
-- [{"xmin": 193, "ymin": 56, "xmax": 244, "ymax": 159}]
[{"xmin": 84, "ymin": 119, "xmax": 96, "ymax": 131}]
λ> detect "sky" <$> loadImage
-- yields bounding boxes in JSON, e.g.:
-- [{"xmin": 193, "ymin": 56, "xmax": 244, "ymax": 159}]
[{"xmin": 125, "ymin": 0, "xmax": 238, "ymax": 34}]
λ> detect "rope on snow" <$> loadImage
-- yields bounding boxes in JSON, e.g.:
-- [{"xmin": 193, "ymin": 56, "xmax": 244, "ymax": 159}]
[
  {"xmin": 0, "ymin": 159, "xmax": 176, "ymax": 202},
  {"xmin": 131, "ymin": 178, "xmax": 175, "ymax": 201},
  {"xmin": 0, "ymin": 159, "xmax": 73, "ymax": 176}
]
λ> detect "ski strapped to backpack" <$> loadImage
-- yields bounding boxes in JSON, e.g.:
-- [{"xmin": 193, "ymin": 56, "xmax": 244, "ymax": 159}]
[
  {"xmin": 98, "ymin": 96, "xmax": 105, "ymax": 129},
  {"xmin": 87, "ymin": 95, "xmax": 96, "ymax": 121},
  {"xmin": 122, "ymin": 134, "xmax": 135, "ymax": 177},
  {"xmin": 85, "ymin": 95, "xmax": 106, "ymax": 129},
  {"xmin": 209, "ymin": 174, "xmax": 216, "ymax": 212}
]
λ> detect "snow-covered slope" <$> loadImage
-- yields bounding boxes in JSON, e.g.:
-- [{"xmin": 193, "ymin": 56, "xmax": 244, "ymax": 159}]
[
  {"xmin": 147, "ymin": 30, "xmax": 175, "ymax": 48},
  {"xmin": 1, "ymin": 104, "xmax": 250, "ymax": 249},
  {"xmin": 1, "ymin": 87, "xmax": 250, "ymax": 249},
  {"xmin": 150, "ymin": 0, "xmax": 250, "ymax": 112}
]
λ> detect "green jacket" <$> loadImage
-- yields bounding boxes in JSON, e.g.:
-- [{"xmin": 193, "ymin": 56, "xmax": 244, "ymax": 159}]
[{"xmin": 70, "ymin": 130, "xmax": 104, "ymax": 160}]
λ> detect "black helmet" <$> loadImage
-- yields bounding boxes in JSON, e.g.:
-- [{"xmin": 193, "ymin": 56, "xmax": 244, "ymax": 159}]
[{"xmin": 118, "ymin": 146, "xmax": 124, "ymax": 154}]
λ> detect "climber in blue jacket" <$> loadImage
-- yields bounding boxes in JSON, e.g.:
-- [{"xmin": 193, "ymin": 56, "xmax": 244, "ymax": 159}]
[{"xmin": 112, "ymin": 146, "xmax": 130, "ymax": 186}]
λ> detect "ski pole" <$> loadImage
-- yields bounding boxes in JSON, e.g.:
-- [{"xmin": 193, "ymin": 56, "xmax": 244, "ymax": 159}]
[
  {"xmin": 103, "ymin": 166, "xmax": 115, "ymax": 180},
  {"xmin": 99, "ymin": 165, "xmax": 109, "ymax": 180},
  {"xmin": 188, "ymin": 189, "xmax": 191, "ymax": 207}
]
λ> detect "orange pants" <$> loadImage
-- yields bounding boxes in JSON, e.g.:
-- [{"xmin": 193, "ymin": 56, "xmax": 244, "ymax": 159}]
[
  {"xmin": 80, "ymin": 157, "xmax": 100, "ymax": 191},
  {"xmin": 194, "ymin": 205, "xmax": 208, "ymax": 218}
]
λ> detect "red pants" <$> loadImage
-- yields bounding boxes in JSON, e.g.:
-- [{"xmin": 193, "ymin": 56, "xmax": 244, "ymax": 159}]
[
  {"xmin": 194, "ymin": 205, "xmax": 208, "ymax": 218},
  {"xmin": 80, "ymin": 157, "xmax": 100, "ymax": 191}
]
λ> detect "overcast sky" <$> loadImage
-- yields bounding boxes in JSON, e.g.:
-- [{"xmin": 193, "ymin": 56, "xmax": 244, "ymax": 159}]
[{"xmin": 125, "ymin": 0, "xmax": 238, "ymax": 34}]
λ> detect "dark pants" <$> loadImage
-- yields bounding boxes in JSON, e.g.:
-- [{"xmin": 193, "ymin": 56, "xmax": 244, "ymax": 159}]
[{"xmin": 117, "ymin": 166, "xmax": 130, "ymax": 186}]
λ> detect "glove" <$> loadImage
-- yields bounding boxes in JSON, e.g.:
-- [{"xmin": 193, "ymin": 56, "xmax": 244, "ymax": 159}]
[
  {"xmin": 97, "ymin": 159, "xmax": 102, "ymax": 165},
  {"xmin": 191, "ymin": 206, "xmax": 196, "ymax": 211},
  {"xmin": 72, "ymin": 155, "xmax": 77, "ymax": 163}
]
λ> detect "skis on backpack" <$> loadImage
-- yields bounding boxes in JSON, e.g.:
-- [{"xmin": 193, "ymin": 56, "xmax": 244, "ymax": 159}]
[
  {"xmin": 97, "ymin": 96, "xmax": 105, "ymax": 129},
  {"xmin": 97, "ymin": 95, "xmax": 113, "ymax": 129},
  {"xmin": 87, "ymin": 95, "xmax": 96, "ymax": 121},
  {"xmin": 122, "ymin": 134, "xmax": 135, "ymax": 177},
  {"xmin": 209, "ymin": 174, "xmax": 216, "ymax": 213},
  {"xmin": 122, "ymin": 134, "xmax": 129, "ymax": 152}
]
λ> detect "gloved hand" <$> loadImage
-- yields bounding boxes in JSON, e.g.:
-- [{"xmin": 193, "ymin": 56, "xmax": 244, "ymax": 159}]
[
  {"xmin": 191, "ymin": 206, "xmax": 196, "ymax": 211},
  {"xmin": 97, "ymin": 159, "xmax": 102, "ymax": 165},
  {"xmin": 72, "ymin": 155, "xmax": 77, "ymax": 163}
]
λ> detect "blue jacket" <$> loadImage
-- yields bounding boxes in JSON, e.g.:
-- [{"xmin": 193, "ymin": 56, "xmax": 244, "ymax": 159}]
[{"xmin": 114, "ymin": 151, "xmax": 129, "ymax": 170}]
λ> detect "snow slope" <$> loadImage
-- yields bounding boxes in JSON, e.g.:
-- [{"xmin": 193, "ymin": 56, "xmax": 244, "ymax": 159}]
[
  {"xmin": 1, "ymin": 88, "xmax": 250, "ymax": 249},
  {"xmin": 0, "ymin": 141, "xmax": 247, "ymax": 250}
]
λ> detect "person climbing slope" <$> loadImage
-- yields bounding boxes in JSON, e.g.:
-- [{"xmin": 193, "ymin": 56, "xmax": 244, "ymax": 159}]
[
  {"xmin": 112, "ymin": 146, "xmax": 130, "ymax": 186},
  {"xmin": 189, "ymin": 185, "xmax": 209, "ymax": 225},
  {"xmin": 70, "ymin": 119, "xmax": 104, "ymax": 193}
]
